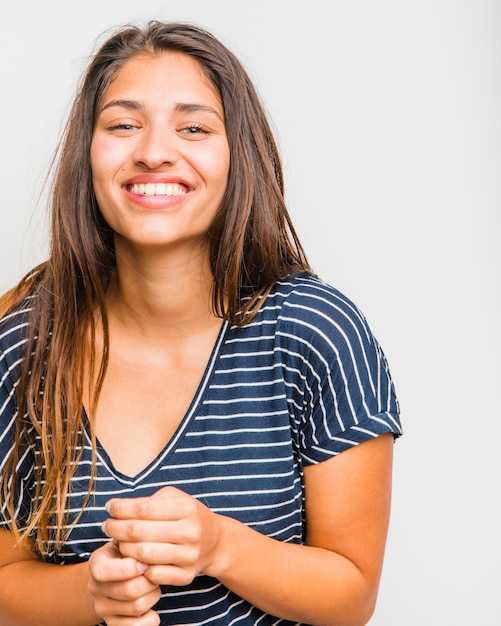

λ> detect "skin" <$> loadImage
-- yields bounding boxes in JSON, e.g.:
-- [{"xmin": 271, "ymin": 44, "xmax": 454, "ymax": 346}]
[
  {"xmin": 91, "ymin": 52, "xmax": 230, "ymax": 258},
  {"xmin": 0, "ymin": 51, "xmax": 395, "ymax": 626}
]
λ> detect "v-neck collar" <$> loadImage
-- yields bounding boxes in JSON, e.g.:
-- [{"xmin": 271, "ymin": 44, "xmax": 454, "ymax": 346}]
[{"xmin": 86, "ymin": 320, "xmax": 230, "ymax": 487}]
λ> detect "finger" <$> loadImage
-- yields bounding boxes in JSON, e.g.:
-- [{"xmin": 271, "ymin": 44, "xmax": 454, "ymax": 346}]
[
  {"xmin": 118, "ymin": 540, "xmax": 199, "ymax": 567},
  {"xmin": 94, "ymin": 572, "xmax": 160, "ymax": 602},
  {"xmin": 96, "ymin": 607, "xmax": 160, "ymax": 626},
  {"xmin": 104, "ymin": 612, "xmax": 160, "ymax": 626},
  {"xmin": 89, "ymin": 541, "xmax": 149, "ymax": 583},
  {"xmin": 92, "ymin": 586, "xmax": 161, "ymax": 620},
  {"xmin": 144, "ymin": 563, "xmax": 200, "ymax": 587},
  {"xmin": 106, "ymin": 487, "xmax": 193, "ymax": 521},
  {"xmin": 103, "ymin": 517, "xmax": 194, "ymax": 544}
]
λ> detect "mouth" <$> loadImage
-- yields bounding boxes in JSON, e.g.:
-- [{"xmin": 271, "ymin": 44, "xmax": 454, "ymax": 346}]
[{"xmin": 127, "ymin": 182, "xmax": 189, "ymax": 196}]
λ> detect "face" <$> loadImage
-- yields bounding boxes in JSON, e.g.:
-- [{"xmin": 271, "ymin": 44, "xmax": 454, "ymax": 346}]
[{"xmin": 90, "ymin": 52, "xmax": 230, "ymax": 256}]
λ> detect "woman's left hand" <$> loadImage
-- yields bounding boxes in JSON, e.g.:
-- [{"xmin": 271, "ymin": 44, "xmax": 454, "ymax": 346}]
[{"xmin": 102, "ymin": 487, "xmax": 223, "ymax": 586}]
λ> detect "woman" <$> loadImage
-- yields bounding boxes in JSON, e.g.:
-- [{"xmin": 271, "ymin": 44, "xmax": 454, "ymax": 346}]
[{"xmin": 0, "ymin": 21, "xmax": 402, "ymax": 626}]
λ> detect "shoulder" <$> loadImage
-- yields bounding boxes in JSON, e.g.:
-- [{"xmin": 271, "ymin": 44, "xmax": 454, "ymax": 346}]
[
  {"xmin": 0, "ymin": 301, "xmax": 37, "ymax": 528},
  {"xmin": 269, "ymin": 276, "xmax": 402, "ymax": 459},
  {"xmin": 0, "ymin": 298, "xmax": 33, "ymax": 344},
  {"xmin": 0, "ymin": 298, "xmax": 33, "ymax": 382},
  {"xmin": 268, "ymin": 274, "xmax": 374, "ymax": 351}
]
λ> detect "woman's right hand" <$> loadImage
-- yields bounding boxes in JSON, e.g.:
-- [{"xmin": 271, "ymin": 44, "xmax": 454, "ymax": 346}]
[{"xmin": 88, "ymin": 540, "xmax": 161, "ymax": 626}]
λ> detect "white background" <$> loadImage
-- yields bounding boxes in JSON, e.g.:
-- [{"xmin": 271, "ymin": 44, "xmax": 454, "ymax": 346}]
[{"xmin": 1, "ymin": 1, "xmax": 500, "ymax": 623}]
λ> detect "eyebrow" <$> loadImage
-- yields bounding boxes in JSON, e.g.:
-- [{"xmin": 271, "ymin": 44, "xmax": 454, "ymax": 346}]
[{"xmin": 98, "ymin": 99, "xmax": 224, "ymax": 121}]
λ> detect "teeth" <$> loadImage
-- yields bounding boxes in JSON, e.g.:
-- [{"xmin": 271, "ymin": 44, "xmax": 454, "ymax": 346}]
[{"xmin": 130, "ymin": 183, "xmax": 187, "ymax": 196}]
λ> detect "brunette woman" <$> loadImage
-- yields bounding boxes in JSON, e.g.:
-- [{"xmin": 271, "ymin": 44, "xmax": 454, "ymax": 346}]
[{"xmin": 0, "ymin": 21, "xmax": 401, "ymax": 626}]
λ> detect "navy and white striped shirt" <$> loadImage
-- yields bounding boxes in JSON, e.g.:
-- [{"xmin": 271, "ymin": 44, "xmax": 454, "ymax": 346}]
[{"xmin": 0, "ymin": 275, "xmax": 401, "ymax": 625}]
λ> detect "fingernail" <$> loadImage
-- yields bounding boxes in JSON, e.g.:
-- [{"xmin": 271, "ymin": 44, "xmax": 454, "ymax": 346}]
[{"xmin": 136, "ymin": 561, "xmax": 148, "ymax": 574}]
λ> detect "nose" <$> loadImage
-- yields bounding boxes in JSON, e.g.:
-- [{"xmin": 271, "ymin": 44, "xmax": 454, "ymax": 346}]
[{"xmin": 133, "ymin": 126, "xmax": 180, "ymax": 169}]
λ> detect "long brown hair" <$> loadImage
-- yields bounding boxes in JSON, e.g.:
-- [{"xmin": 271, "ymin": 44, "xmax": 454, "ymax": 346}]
[{"xmin": 0, "ymin": 21, "xmax": 311, "ymax": 554}]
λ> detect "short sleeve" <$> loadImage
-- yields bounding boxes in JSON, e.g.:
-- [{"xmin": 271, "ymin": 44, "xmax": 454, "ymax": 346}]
[
  {"xmin": 0, "ymin": 312, "xmax": 35, "ymax": 530},
  {"xmin": 277, "ymin": 278, "xmax": 402, "ymax": 465}
]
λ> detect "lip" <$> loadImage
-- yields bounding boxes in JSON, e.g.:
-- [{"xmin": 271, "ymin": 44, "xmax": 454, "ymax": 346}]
[
  {"xmin": 123, "ymin": 174, "xmax": 191, "ymax": 209},
  {"xmin": 125, "ymin": 174, "xmax": 192, "ymax": 187}
]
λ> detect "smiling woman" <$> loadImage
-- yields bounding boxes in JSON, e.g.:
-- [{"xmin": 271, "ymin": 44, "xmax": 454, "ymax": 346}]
[
  {"xmin": 0, "ymin": 20, "xmax": 401, "ymax": 626},
  {"xmin": 91, "ymin": 52, "xmax": 230, "ymax": 253}
]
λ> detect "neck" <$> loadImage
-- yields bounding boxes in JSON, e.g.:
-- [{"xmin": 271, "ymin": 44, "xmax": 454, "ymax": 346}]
[{"xmin": 106, "ymin": 242, "xmax": 220, "ymax": 341}]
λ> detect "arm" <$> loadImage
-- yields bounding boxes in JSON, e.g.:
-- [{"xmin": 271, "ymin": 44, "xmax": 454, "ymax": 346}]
[
  {"xmin": 0, "ymin": 530, "xmax": 100, "ymax": 626},
  {"xmin": 104, "ymin": 433, "xmax": 394, "ymax": 626},
  {"xmin": 215, "ymin": 433, "xmax": 394, "ymax": 625},
  {"xmin": 0, "ymin": 530, "xmax": 161, "ymax": 626}
]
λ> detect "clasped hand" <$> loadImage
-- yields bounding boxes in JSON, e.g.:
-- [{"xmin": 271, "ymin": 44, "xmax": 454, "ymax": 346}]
[{"xmin": 88, "ymin": 486, "xmax": 222, "ymax": 625}]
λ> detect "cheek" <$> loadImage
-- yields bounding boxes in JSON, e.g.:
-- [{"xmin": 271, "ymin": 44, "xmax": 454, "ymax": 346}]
[
  {"xmin": 90, "ymin": 137, "xmax": 117, "ymax": 181},
  {"xmin": 202, "ymin": 142, "xmax": 230, "ymax": 186}
]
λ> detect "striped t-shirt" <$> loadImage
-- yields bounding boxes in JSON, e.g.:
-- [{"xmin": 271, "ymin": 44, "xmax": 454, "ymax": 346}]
[{"xmin": 0, "ymin": 274, "xmax": 402, "ymax": 625}]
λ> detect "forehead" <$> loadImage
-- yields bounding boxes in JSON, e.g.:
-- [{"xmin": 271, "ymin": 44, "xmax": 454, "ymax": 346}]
[{"xmin": 103, "ymin": 52, "xmax": 221, "ymax": 106}]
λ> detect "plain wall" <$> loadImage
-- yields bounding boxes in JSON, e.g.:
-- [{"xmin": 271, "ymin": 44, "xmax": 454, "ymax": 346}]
[{"xmin": 1, "ymin": 1, "xmax": 500, "ymax": 623}]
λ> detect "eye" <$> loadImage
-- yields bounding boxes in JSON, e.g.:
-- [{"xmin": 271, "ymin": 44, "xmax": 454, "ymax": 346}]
[
  {"xmin": 180, "ymin": 123, "xmax": 210, "ymax": 136},
  {"xmin": 107, "ymin": 123, "xmax": 137, "ymax": 131}
]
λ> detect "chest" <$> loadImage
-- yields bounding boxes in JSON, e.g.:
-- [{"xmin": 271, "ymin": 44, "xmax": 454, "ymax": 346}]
[
  {"xmin": 92, "ymin": 323, "xmax": 225, "ymax": 477},
  {"xmin": 52, "ymin": 324, "xmax": 308, "ymax": 561},
  {"xmin": 61, "ymin": 407, "xmax": 305, "ymax": 569}
]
